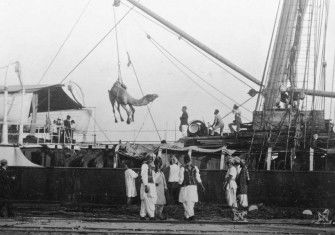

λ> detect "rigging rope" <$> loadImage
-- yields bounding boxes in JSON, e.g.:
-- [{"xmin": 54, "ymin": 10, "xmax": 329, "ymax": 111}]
[
  {"xmin": 59, "ymin": 6, "xmax": 134, "ymax": 84},
  {"xmin": 120, "ymin": 1, "xmax": 255, "ymax": 90},
  {"xmin": 147, "ymin": 34, "xmax": 252, "ymax": 114},
  {"xmin": 38, "ymin": 0, "xmax": 91, "ymax": 84},
  {"xmin": 248, "ymin": 0, "xmax": 282, "ymax": 159},
  {"xmin": 127, "ymin": 52, "xmax": 162, "ymax": 141},
  {"xmin": 326, "ymin": 49, "xmax": 335, "ymax": 150},
  {"xmin": 133, "ymin": 109, "xmax": 149, "ymax": 143},
  {"xmin": 147, "ymin": 32, "xmax": 249, "ymax": 120}
]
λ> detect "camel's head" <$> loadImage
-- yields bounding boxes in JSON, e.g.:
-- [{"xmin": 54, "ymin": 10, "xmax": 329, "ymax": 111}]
[{"xmin": 144, "ymin": 94, "xmax": 158, "ymax": 103}]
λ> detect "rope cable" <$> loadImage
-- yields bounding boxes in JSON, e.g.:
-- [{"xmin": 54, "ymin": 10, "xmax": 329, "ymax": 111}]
[
  {"xmin": 148, "ymin": 35, "xmax": 233, "ymax": 111},
  {"xmin": 120, "ymin": 1, "xmax": 255, "ymax": 89},
  {"xmin": 127, "ymin": 52, "xmax": 162, "ymax": 141},
  {"xmin": 113, "ymin": 6, "xmax": 122, "ymax": 83},
  {"xmin": 59, "ymin": 6, "xmax": 134, "ymax": 84},
  {"xmin": 147, "ymin": 35, "xmax": 252, "ymax": 114},
  {"xmin": 38, "ymin": 0, "xmax": 91, "ymax": 84}
]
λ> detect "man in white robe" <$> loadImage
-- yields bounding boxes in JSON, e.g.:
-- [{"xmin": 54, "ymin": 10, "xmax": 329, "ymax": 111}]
[
  {"xmin": 224, "ymin": 158, "xmax": 238, "ymax": 220},
  {"xmin": 178, "ymin": 155, "xmax": 205, "ymax": 220},
  {"xmin": 140, "ymin": 153, "xmax": 157, "ymax": 220},
  {"xmin": 124, "ymin": 162, "xmax": 138, "ymax": 205}
]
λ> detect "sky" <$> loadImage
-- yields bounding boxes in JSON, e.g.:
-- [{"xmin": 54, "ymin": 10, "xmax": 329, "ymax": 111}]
[{"xmin": 1, "ymin": 0, "xmax": 334, "ymax": 143}]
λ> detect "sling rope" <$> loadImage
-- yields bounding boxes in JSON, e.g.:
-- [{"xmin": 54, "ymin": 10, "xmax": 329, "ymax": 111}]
[
  {"xmin": 59, "ymin": 6, "xmax": 134, "ymax": 84},
  {"xmin": 147, "ymin": 34, "xmax": 252, "ymax": 114},
  {"xmin": 113, "ymin": 6, "xmax": 122, "ymax": 83},
  {"xmin": 127, "ymin": 52, "xmax": 162, "ymax": 141},
  {"xmin": 120, "ymin": 1, "xmax": 255, "ymax": 90},
  {"xmin": 38, "ymin": 0, "xmax": 91, "ymax": 84}
]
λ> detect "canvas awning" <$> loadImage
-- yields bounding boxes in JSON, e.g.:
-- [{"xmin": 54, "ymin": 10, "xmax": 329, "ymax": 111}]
[{"xmin": 0, "ymin": 84, "xmax": 83, "ymax": 112}]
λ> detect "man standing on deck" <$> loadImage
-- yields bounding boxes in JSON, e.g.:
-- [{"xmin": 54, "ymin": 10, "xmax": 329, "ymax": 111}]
[
  {"xmin": 0, "ymin": 159, "xmax": 15, "ymax": 217},
  {"xmin": 179, "ymin": 106, "xmax": 189, "ymax": 137},
  {"xmin": 178, "ymin": 155, "xmax": 205, "ymax": 221},
  {"xmin": 229, "ymin": 105, "xmax": 242, "ymax": 133},
  {"xmin": 64, "ymin": 115, "xmax": 72, "ymax": 143},
  {"xmin": 140, "ymin": 153, "xmax": 157, "ymax": 220},
  {"xmin": 211, "ymin": 109, "xmax": 225, "ymax": 136}
]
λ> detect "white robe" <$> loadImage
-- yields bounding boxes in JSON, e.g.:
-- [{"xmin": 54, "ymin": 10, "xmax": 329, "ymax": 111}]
[
  {"xmin": 125, "ymin": 169, "xmax": 138, "ymax": 198},
  {"xmin": 225, "ymin": 166, "xmax": 237, "ymax": 207},
  {"xmin": 140, "ymin": 163, "xmax": 157, "ymax": 218},
  {"xmin": 178, "ymin": 165, "xmax": 202, "ymax": 218}
]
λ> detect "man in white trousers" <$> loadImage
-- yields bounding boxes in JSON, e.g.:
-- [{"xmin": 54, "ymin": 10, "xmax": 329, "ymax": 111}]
[
  {"xmin": 178, "ymin": 155, "xmax": 205, "ymax": 221},
  {"xmin": 140, "ymin": 153, "xmax": 157, "ymax": 220}
]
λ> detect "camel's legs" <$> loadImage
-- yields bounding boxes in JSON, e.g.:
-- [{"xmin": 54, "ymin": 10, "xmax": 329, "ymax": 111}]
[
  {"xmin": 111, "ymin": 100, "xmax": 118, "ymax": 123},
  {"xmin": 120, "ymin": 104, "xmax": 132, "ymax": 124},
  {"xmin": 129, "ymin": 104, "xmax": 135, "ymax": 122},
  {"xmin": 117, "ymin": 102, "xmax": 124, "ymax": 122},
  {"xmin": 109, "ymin": 91, "xmax": 118, "ymax": 123}
]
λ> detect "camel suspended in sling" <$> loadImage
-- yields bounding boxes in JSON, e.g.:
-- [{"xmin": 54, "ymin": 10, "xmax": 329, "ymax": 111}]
[{"xmin": 108, "ymin": 81, "xmax": 158, "ymax": 124}]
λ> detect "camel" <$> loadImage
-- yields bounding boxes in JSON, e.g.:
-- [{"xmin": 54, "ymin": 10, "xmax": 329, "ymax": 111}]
[{"xmin": 108, "ymin": 81, "xmax": 158, "ymax": 124}]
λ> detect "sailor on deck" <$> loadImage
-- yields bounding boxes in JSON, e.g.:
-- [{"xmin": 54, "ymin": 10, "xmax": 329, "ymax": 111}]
[
  {"xmin": 179, "ymin": 106, "xmax": 189, "ymax": 137},
  {"xmin": 178, "ymin": 155, "xmax": 205, "ymax": 220},
  {"xmin": 211, "ymin": 109, "xmax": 225, "ymax": 136},
  {"xmin": 140, "ymin": 153, "xmax": 157, "ymax": 220},
  {"xmin": 229, "ymin": 105, "xmax": 242, "ymax": 133}
]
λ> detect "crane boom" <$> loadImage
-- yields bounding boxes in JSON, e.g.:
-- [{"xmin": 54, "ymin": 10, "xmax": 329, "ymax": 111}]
[
  {"xmin": 125, "ymin": 0, "xmax": 335, "ymax": 99},
  {"xmin": 125, "ymin": 0, "xmax": 262, "ymax": 86}
]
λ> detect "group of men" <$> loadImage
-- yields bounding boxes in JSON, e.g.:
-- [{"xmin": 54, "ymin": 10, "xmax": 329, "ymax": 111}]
[
  {"xmin": 224, "ymin": 157, "xmax": 250, "ymax": 221},
  {"xmin": 125, "ymin": 152, "xmax": 250, "ymax": 222},
  {"xmin": 179, "ymin": 105, "xmax": 242, "ymax": 137},
  {"xmin": 125, "ymin": 153, "xmax": 205, "ymax": 221},
  {"xmin": 49, "ymin": 115, "xmax": 77, "ymax": 143}
]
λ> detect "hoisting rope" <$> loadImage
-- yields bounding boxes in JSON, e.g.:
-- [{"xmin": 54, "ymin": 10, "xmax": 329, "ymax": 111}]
[
  {"xmin": 127, "ymin": 52, "xmax": 162, "ymax": 141},
  {"xmin": 113, "ymin": 6, "xmax": 122, "ymax": 83},
  {"xmin": 38, "ymin": 0, "xmax": 91, "ymax": 84},
  {"xmin": 146, "ymin": 33, "xmax": 251, "ymax": 122},
  {"xmin": 59, "ymin": 6, "xmax": 134, "ymax": 84},
  {"xmin": 147, "ymin": 34, "xmax": 252, "ymax": 114},
  {"xmin": 120, "ymin": 1, "xmax": 255, "ymax": 90}
]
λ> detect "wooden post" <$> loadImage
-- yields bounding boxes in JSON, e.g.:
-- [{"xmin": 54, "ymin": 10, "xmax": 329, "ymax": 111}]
[
  {"xmin": 30, "ymin": 93, "xmax": 38, "ymax": 135},
  {"xmin": 266, "ymin": 147, "xmax": 272, "ymax": 171},
  {"xmin": 309, "ymin": 147, "xmax": 314, "ymax": 171},
  {"xmin": 220, "ymin": 150, "xmax": 225, "ymax": 170}
]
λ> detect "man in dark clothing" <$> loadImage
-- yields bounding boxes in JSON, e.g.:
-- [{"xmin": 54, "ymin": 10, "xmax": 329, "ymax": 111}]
[
  {"xmin": 64, "ymin": 115, "xmax": 72, "ymax": 143},
  {"xmin": 236, "ymin": 159, "xmax": 250, "ymax": 222},
  {"xmin": 179, "ymin": 106, "xmax": 188, "ymax": 137},
  {"xmin": 0, "ymin": 159, "xmax": 15, "ymax": 217}
]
